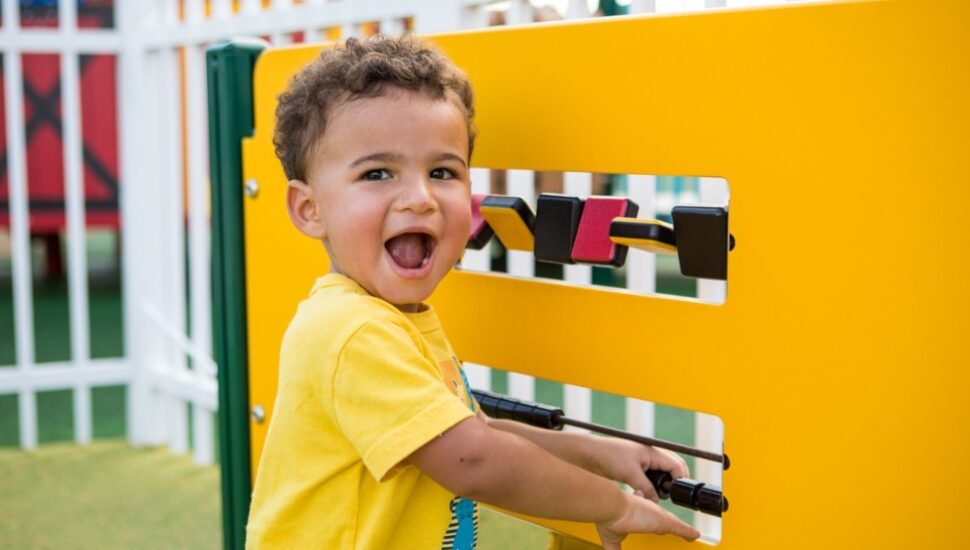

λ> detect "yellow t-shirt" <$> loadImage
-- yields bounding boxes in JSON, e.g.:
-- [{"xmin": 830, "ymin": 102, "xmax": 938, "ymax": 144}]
[{"xmin": 247, "ymin": 274, "xmax": 479, "ymax": 549}]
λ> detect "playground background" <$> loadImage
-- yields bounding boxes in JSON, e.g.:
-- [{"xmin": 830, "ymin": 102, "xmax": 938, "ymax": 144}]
[
  {"xmin": 0, "ymin": 229, "xmax": 696, "ymax": 547},
  {"xmin": 1, "ymin": 0, "xmax": 798, "ymax": 547}
]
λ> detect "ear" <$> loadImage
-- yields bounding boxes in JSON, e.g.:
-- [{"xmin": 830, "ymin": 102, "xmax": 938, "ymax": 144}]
[{"xmin": 286, "ymin": 180, "xmax": 327, "ymax": 239}]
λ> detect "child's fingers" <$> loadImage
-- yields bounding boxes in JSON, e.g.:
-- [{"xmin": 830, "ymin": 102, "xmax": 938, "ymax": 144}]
[
  {"xmin": 631, "ymin": 476, "xmax": 660, "ymax": 502},
  {"xmin": 660, "ymin": 508, "xmax": 701, "ymax": 541},
  {"xmin": 647, "ymin": 447, "xmax": 690, "ymax": 479},
  {"xmin": 633, "ymin": 486, "xmax": 659, "ymax": 503}
]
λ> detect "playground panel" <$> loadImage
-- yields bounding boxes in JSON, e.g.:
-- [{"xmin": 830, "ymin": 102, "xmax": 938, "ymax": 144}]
[{"xmin": 236, "ymin": 1, "xmax": 969, "ymax": 547}]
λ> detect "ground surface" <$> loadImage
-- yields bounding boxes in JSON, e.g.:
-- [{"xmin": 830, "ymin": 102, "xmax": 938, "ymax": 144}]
[
  {"xmin": 0, "ymin": 441, "xmax": 222, "ymax": 549},
  {"xmin": 0, "ymin": 440, "xmax": 601, "ymax": 549}
]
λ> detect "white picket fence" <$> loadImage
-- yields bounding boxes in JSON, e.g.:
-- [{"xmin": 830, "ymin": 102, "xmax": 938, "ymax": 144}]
[{"xmin": 0, "ymin": 0, "xmax": 801, "ymax": 534}]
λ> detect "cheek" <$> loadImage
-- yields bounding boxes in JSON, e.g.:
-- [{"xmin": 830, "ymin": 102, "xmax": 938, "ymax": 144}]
[
  {"xmin": 446, "ymin": 193, "xmax": 473, "ymax": 233},
  {"xmin": 447, "ymin": 208, "xmax": 472, "ymax": 249}
]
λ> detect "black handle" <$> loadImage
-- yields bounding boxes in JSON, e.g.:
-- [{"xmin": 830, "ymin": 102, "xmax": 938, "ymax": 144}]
[
  {"xmin": 645, "ymin": 470, "xmax": 728, "ymax": 517},
  {"xmin": 472, "ymin": 389, "xmax": 565, "ymax": 430}
]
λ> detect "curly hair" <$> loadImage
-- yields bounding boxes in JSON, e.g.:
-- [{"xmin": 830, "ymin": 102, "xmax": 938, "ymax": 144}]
[{"xmin": 273, "ymin": 34, "xmax": 476, "ymax": 182}]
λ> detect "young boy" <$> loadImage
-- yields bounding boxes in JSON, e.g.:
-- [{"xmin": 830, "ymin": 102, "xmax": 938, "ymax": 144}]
[{"xmin": 246, "ymin": 35, "xmax": 700, "ymax": 549}]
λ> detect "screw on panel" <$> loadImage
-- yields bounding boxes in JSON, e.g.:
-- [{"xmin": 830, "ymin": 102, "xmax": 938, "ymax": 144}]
[
  {"xmin": 245, "ymin": 178, "xmax": 259, "ymax": 198},
  {"xmin": 251, "ymin": 404, "xmax": 266, "ymax": 424}
]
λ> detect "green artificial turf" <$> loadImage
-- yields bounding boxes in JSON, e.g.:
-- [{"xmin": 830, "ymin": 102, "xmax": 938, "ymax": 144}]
[
  {"xmin": 0, "ymin": 231, "xmax": 124, "ymax": 367},
  {"xmin": 0, "ymin": 441, "xmax": 600, "ymax": 550},
  {"xmin": 0, "ymin": 441, "xmax": 222, "ymax": 549}
]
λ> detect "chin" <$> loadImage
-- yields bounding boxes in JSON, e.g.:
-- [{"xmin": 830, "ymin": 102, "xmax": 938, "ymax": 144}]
[{"xmin": 383, "ymin": 286, "xmax": 433, "ymax": 309}]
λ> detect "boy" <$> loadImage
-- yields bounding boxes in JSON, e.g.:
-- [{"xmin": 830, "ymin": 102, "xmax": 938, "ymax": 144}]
[{"xmin": 246, "ymin": 35, "xmax": 700, "ymax": 549}]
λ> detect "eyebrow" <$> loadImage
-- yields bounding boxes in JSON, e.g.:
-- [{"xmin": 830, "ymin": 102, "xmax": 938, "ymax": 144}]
[
  {"xmin": 434, "ymin": 153, "xmax": 468, "ymax": 168},
  {"xmin": 349, "ymin": 152, "xmax": 404, "ymax": 168},
  {"xmin": 348, "ymin": 151, "xmax": 468, "ymax": 169}
]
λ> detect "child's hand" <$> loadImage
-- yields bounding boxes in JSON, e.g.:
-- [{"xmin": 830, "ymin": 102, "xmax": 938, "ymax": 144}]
[
  {"xmin": 596, "ymin": 492, "xmax": 700, "ymax": 549},
  {"xmin": 591, "ymin": 438, "xmax": 690, "ymax": 502}
]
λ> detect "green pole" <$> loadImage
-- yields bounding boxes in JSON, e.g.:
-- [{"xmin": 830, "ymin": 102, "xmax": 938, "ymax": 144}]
[{"xmin": 206, "ymin": 39, "xmax": 266, "ymax": 550}]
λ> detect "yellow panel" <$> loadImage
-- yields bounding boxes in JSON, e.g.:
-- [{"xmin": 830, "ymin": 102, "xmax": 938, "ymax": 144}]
[
  {"xmin": 479, "ymin": 203, "xmax": 535, "ymax": 251},
  {"xmin": 241, "ymin": 1, "xmax": 970, "ymax": 548}
]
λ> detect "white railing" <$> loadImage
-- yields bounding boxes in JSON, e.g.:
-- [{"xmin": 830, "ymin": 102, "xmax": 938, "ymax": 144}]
[{"xmin": 0, "ymin": 1, "xmax": 799, "ymax": 520}]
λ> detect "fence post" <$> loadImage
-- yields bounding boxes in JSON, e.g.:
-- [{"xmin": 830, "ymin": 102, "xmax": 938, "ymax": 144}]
[
  {"xmin": 207, "ymin": 39, "xmax": 266, "ymax": 550},
  {"xmin": 118, "ymin": 0, "xmax": 169, "ymax": 448}
]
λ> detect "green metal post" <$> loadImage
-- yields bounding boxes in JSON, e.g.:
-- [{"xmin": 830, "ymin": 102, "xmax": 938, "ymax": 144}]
[{"xmin": 207, "ymin": 39, "xmax": 266, "ymax": 550}]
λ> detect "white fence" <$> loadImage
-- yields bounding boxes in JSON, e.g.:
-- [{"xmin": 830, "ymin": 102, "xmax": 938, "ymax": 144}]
[{"xmin": 0, "ymin": 2, "xmax": 800, "ymax": 532}]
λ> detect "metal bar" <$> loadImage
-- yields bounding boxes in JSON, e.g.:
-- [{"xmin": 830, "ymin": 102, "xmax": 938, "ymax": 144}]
[
  {"xmin": 170, "ymin": 392, "xmax": 189, "ymax": 454},
  {"xmin": 162, "ymin": 0, "xmax": 180, "ymax": 28},
  {"xmin": 0, "ymin": 359, "xmax": 132, "ymax": 393},
  {"xmin": 505, "ymin": 169, "xmax": 536, "ymax": 403},
  {"xmin": 61, "ymin": 38, "xmax": 94, "ymax": 444},
  {"xmin": 143, "ymin": 305, "xmax": 217, "ymax": 377},
  {"xmin": 381, "ymin": 16, "xmax": 406, "ymax": 36},
  {"xmin": 558, "ymin": 416, "xmax": 728, "ymax": 465},
  {"xmin": 1, "ymin": 0, "xmax": 19, "ymax": 30},
  {"xmin": 272, "ymin": 0, "xmax": 294, "ymax": 11},
  {"xmin": 214, "ymin": 0, "xmax": 233, "ymax": 20},
  {"xmin": 560, "ymin": 171, "xmax": 594, "ymax": 431},
  {"xmin": 138, "ymin": 3, "xmax": 415, "ymax": 50},
  {"xmin": 58, "ymin": 0, "xmax": 77, "ymax": 30},
  {"xmin": 184, "ymin": 41, "xmax": 217, "ymax": 465},
  {"xmin": 150, "ymin": 367, "xmax": 218, "ymax": 412},
  {"xmin": 207, "ymin": 40, "xmax": 266, "ymax": 550},
  {"xmin": 506, "ymin": 0, "xmax": 533, "ymax": 25},
  {"xmin": 0, "ymin": 31, "xmax": 123, "ymax": 53},
  {"xmin": 567, "ymin": 0, "xmax": 592, "ymax": 18},
  {"xmin": 186, "ymin": 0, "xmax": 205, "ymax": 25},
  {"xmin": 117, "ymin": 0, "xmax": 157, "ymax": 447},
  {"xmin": 625, "ymin": 172, "xmax": 660, "ymax": 440},
  {"xmin": 626, "ymin": 175, "xmax": 658, "ymax": 294},
  {"xmin": 4, "ymin": 45, "xmax": 37, "ymax": 449},
  {"xmin": 693, "ymin": 411, "xmax": 724, "ymax": 536},
  {"xmin": 186, "ymin": 43, "xmax": 214, "ymax": 379},
  {"xmin": 193, "ymin": 407, "xmax": 215, "ymax": 465},
  {"xmin": 241, "ymin": 0, "xmax": 261, "ymax": 16}
]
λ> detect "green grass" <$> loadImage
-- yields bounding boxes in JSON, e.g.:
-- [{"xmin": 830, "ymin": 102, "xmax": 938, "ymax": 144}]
[
  {"xmin": 0, "ymin": 440, "xmax": 600, "ymax": 550},
  {"xmin": 0, "ymin": 441, "xmax": 222, "ymax": 549},
  {"xmin": 0, "ymin": 385, "xmax": 127, "ymax": 448}
]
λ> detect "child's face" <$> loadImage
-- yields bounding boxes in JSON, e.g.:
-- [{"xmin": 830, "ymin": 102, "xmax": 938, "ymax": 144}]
[{"xmin": 295, "ymin": 88, "xmax": 472, "ymax": 311}]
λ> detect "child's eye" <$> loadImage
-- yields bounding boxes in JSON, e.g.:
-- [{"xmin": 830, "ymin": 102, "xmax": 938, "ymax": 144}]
[
  {"xmin": 430, "ymin": 167, "xmax": 455, "ymax": 180},
  {"xmin": 362, "ymin": 169, "xmax": 392, "ymax": 181}
]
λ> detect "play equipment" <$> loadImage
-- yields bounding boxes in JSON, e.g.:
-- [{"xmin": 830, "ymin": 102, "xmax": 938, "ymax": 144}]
[
  {"xmin": 208, "ymin": 1, "xmax": 970, "ymax": 548},
  {"xmin": 472, "ymin": 388, "xmax": 727, "ymax": 466},
  {"xmin": 478, "ymin": 194, "xmax": 536, "ymax": 251},
  {"xmin": 473, "ymin": 192, "xmax": 733, "ymax": 279},
  {"xmin": 472, "ymin": 388, "xmax": 729, "ymax": 518}
]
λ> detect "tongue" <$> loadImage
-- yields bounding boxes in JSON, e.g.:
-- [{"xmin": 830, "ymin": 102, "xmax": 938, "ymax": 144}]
[{"xmin": 386, "ymin": 233, "xmax": 426, "ymax": 269}]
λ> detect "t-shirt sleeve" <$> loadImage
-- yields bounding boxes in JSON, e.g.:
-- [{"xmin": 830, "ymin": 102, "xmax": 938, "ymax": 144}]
[{"xmin": 330, "ymin": 318, "xmax": 474, "ymax": 482}]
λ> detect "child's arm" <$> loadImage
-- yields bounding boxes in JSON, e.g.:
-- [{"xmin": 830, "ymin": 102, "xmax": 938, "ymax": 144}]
[
  {"xmin": 485, "ymin": 414, "xmax": 689, "ymax": 502},
  {"xmin": 408, "ymin": 416, "xmax": 699, "ymax": 548}
]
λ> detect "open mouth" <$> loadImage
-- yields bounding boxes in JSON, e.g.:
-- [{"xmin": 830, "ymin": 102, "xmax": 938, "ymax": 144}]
[{"xmin": 385, "ymin": 232, "xmax": 436, "ymax": 270}]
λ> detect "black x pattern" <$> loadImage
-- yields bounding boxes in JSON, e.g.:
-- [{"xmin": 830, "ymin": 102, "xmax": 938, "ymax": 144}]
[{"xmin": 0, "ymin": 54, "xmax": 120, "ymax": 214}]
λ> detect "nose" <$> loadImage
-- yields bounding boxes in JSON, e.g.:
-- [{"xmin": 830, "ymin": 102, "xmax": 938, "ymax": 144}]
[{"xmin": 395, "ymin": 174, "xmax": 438, "ymax": 214}]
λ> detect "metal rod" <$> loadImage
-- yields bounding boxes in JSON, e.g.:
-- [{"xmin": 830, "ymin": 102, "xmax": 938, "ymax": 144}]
[{"xmin": 556, "ymin": 415, "xmax": 729, "ymax": 467}]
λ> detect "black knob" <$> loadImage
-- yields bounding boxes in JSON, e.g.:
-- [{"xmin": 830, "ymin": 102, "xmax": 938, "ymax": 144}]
[{"xmin": 645, "ymin": 469, "xmax": 727, "ymax": 517}]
